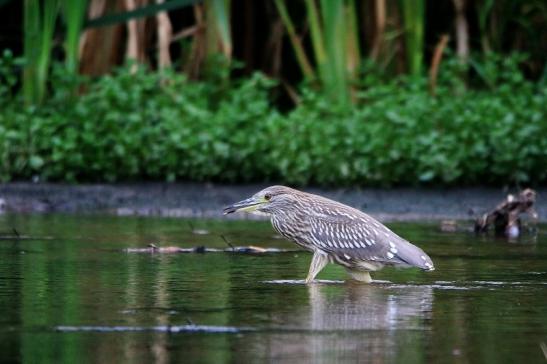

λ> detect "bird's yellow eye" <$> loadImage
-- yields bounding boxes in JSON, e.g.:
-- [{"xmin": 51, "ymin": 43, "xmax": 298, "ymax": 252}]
[{"xmin": 264, "ymin": 194, "xmax": 272, "ymax": 201}]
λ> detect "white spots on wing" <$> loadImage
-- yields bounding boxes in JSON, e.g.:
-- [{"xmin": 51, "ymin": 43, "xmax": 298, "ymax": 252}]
[
  {"xmin": 319, "ymin": 237, "xmax": 326, "ymax": 247},
  {"xmin": 389, "ymin": 241, "xmax": 398, "ymax": 254},
  {"xmin": 424, "ymin": 262, "xmax": 434, "ymax": 270},
  {"xmin": 313, "ymin": 235, "xmax": 325, "ymax": 248},
  {"xmin": 421, "ymin": 255, "xmax": 427, "ymax": 261},
  {"xmin": 335, "ymin": 209, "xmax": 355, "ymax": 221},
  {"xmin": 340, "ymin": 212, "xmax": 355, "ymax": 220},
  {"xmin": 387, "ymin": 252, "xmax": 394, "ymax": 259},
  {"xmin": 343, "ymin": 254, "xmax": 351, "ymax": 260}
]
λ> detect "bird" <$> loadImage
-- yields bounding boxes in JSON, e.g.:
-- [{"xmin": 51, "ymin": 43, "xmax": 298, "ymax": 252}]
[{"xmin": 223, "ymin": 185, "xmax": 434, "ymax": 283}]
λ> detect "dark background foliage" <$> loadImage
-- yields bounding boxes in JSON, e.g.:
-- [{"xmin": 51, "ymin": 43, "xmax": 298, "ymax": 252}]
[{"xmin": 0, "ymin": 0, "xmax": 545, "ymax": 186}]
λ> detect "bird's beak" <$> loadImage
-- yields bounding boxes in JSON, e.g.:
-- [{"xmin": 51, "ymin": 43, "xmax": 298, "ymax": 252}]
[{"xmin": 223, "ymin": 196, "xmax": 265, "ymax": 215}]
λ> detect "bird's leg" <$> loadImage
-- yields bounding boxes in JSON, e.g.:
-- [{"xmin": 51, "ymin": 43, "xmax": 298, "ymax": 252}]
[
  {"xmin": 346, "ymin": 269, "xmax": 373, "ymax": 283},
  {"xmin": 305, "ymin": 251, "xmax": 329, "ymax": 284}
]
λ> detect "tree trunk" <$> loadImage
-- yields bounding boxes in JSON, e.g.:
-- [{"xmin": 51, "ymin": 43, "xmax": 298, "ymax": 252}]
[
  {"xmin": 370, "ymin": 0, "xmax": 386, "ymax": 60},
  {"xmin": 124, "ymin": 0, "xmax": 150, "ymax": 71},
  {"xmin": 79, "ymin": 0, "xmax": 125, "ymax": 76},
  {"xmin": 452, "ymin": 0, "xmax": 469, "ymax": 64}
]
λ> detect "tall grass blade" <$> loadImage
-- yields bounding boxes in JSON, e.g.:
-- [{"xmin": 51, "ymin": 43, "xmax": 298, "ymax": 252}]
[
  {"xmin": 274, "ymin": 0, "xmax": 315, "ymax": 80},
  {"xmin": 345, "ymin": 0, "xmax": 360, "ymax": 79},
  {"xmin": 23, "ymin": 0, "xmax": 39, "ymax": 104},
  {"xmin": 401, "ymin": 0, "xmax": 424, "ymax": 76},
  {"xmin": 206, "ymin": 0, "xmax": 232, "ymax": 59},
  {"xmin": 320, "ymin": 0, "xmax": 348, "ymax": 105},
  {"xmin": 23, "ymin": 0, "xmax": 59, "ymax": 105},
  {"xmin": 37, "ymin": 0, "xmax": 59, "ymax": 103},
  {"xmin": 304, "ymin": 0, "xmax": 326, "ymax": 70},
  {"xmin": 62, "ymin": 0, "xmax": 88, "ymax": 74}
]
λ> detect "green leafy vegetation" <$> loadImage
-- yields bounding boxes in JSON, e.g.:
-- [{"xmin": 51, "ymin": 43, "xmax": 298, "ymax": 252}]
[{"xmin": 0, "ymin": 53, "xmax": 545, "ymax": 186}]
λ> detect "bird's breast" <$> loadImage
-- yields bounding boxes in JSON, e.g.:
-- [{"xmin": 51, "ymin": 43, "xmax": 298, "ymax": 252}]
[{"xmin": 271, "ymin": 213, "xmax": 315, "ymax": 251}]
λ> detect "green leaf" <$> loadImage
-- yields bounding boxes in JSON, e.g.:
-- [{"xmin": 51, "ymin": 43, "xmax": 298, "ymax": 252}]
[{"xmin": 29, "ymin": 155, "xmax": 44, "ymax": 169}]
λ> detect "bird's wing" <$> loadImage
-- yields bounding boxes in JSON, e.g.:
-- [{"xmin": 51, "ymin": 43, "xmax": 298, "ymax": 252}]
[{"xmin": 306, "ymin": 211, "xmax": 433, "ymax": 269}]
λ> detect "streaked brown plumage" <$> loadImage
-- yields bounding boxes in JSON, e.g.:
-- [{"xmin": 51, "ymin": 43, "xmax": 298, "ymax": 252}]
[{"xmin": 223, "ymin": 185, "xmax": 435, "ymax": 283}]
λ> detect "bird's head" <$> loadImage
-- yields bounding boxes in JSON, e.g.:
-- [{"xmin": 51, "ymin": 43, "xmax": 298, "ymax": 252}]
[{"xmin": 223, "ymin": 186, "xmax": 299, "ymax": 215}]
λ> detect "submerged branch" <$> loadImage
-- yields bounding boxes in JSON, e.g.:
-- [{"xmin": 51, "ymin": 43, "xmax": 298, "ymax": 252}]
[{"xmin": 124, "ymin": 244, "xmax": 297, "ymax": 254}]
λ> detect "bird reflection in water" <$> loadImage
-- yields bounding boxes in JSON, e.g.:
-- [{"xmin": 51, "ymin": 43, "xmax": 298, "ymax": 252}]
[
  {"xmin": 307, "ymin": 283, "xmax": 433, "ymax": 331},
  {"xmin": 247, "ymin": 283, "xmax": 434, "ymax": 362}
]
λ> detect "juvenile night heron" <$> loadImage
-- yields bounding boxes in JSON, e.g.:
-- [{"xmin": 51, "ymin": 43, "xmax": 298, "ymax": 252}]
[{"xmin": 224, "ymin": 186, "xmax": 434, "ymax": 283}]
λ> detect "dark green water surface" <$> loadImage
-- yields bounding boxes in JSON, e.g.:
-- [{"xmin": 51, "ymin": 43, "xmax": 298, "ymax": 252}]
[{"xmin": 0, "ymin": 214, "xmax": 546, "ymax": 363}]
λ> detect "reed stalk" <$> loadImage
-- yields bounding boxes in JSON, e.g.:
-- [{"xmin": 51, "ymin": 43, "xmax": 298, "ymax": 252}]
[
  {"xmin": 23, "ymin": 0, "xmax": 59, "ymax": 105},
  {"xmin": 205, "ymin": 0, "xmax": 232, "ymax": 60},
  {"xmin": 401, "ymin": 0, "xmax": 424, "ymax": 77},
  {"xmin": 276, "ymin": 0, "xmax": 360, "ymax": 106},
  {"xmin": 61, "ymin": 0, "xmax": 87, "ymax": 74},
  {"xmin": 273, "ymin": 0, "xmax": 315, "ymax": 80}
]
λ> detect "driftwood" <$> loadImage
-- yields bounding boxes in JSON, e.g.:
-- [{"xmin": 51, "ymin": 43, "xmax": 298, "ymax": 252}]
[
  {"xmin": 0, "ymin": 228, "xmax": 54, "ymax": 240},
  {"xmin": 474, "ymin": 189, "xmax": 538, "ymax": 237},
  {"xmin": 124, "ymin": 243, "xmax": 293, "ymax": 254}
]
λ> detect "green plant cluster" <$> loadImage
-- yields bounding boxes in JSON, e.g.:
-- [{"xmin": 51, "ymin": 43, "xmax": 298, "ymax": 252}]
[{"xmin": 0, "ymin": 53, "xmax": 545, "ymax": 186}]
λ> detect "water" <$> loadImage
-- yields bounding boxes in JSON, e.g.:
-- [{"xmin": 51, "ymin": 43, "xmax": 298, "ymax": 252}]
[{"xmin": 0, "ymin": 214, "xmax": 546, "ymax": 363}]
